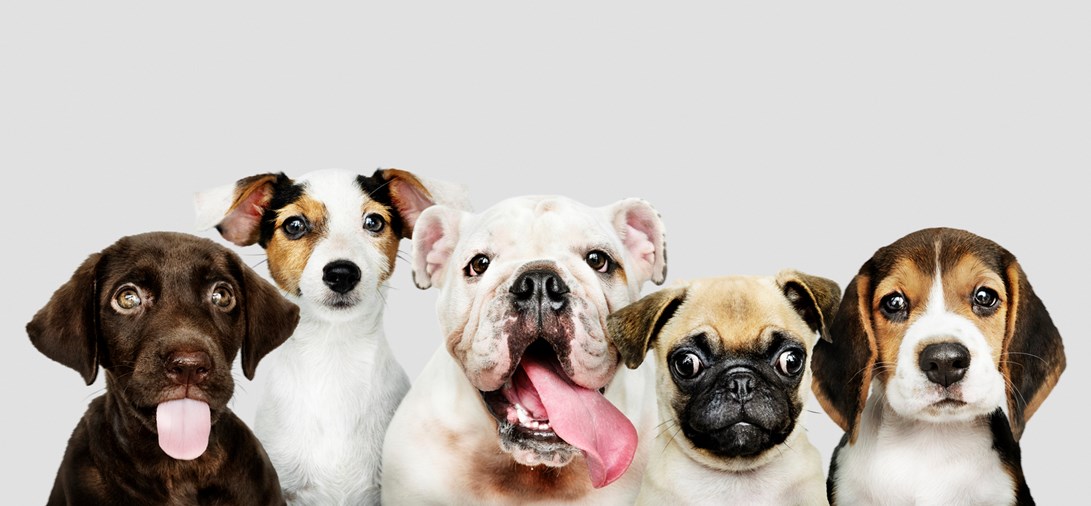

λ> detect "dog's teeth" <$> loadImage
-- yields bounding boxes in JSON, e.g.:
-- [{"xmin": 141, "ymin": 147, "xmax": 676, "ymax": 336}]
[{"xmin": 540, "ymin": 422, "xmax": 550, "ymax": 431}]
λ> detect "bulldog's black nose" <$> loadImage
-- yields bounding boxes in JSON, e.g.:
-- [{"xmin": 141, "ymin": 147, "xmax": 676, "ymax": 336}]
[
  {"xmin": 166, "ymin": 351, "xmax": 211, "ymax": 386},
  {"xmin": 323, "ymin": 260, "xmax": 361, "ymax": 294},
  {"xmin": 919, "ymin": 342, "xmax": 971, "ymax": 387},
  {"xmin": 726, "ymin": 370, "xmax": 757, "ymax": 402},
  {"xmin": 511, "ymin": 269, "xmax": 569, "ymax": 311}
]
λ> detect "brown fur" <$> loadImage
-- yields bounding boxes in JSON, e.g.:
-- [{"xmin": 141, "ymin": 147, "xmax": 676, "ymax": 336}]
[
  {"xmin": 265, "ymin": 195, "xmax": 328, "ymax": 295},
  {"xmin": 362, "ymin": 201, "xmax": 400, "ymax": 282},
  {"xmin": 812, "ymin": 227, "xmax": 1065, "ymax": 442},
  {"xmin": 27, "ymin": 232, "xmax": 299, "ymax": 505}
]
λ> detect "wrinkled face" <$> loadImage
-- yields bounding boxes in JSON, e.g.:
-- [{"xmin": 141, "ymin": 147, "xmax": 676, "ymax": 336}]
[
  {"xmin": 257, "ymin": 169, "xmax": 402, "ymax": 320},
  {"xmin": 415, "ymin": 196, "xmax": 666, "ymax": 468},
  {"xmin": 97, "ymin": 236, "xmax": 251, "ymax": 432},
  {"xmin": 658, "ymin": 278, "xmax": 814, "ymax": 471},
  {"xmin": 870, "ymin": 242, "xmax": 1009, "ymax": 422}
]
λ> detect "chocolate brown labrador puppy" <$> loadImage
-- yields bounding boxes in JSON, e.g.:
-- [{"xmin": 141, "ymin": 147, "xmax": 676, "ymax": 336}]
[{"xmin": 28, "ymin": 232, "xmax": 300, "ymax": 505}]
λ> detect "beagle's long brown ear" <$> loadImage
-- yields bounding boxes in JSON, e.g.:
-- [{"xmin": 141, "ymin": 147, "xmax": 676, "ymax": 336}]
[
  {"xmin": 776, "ymin": 269, "xmax": 841, "ymax": 343},
  {"xmin": 607, "ymin": 286, "xmax": 687, "ymax": 369},
  {"xmin": 811, "ymin": 274, "xmax": 877, "ymax": 442},
  {"xmin": 26, "ymin": 253, "xmax": 102, "ymax": 385},
  {"xmin": 1002, "ymin": 260, "xmax": 1065, "ymax": 441},
  {"xmin": 237, "ymin": 257, "xmax": 301, "ymax": 380},
  {"xmin": 195, "ymin": 173, "xmax": 288, "ymax": 247}
]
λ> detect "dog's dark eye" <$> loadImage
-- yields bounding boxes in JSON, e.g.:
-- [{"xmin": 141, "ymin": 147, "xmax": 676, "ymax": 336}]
[
  {"xmin": 114, "ymin": 287, "xmax": 142, "ymax": 311},
  {"xmin": 282, "ymin": 216, "xmax": 308, "ymax": 240},
  {"xmin": 775, "ymin": 349, "xmax": 805, "ymax": 376},
  {"xmin": 585, "ymin": 250, "xmax": 611, "ymax": 273},
  {"xmin": 363, "ymin": 213, "xmax": 386, "ymax": 233},
  {"xmin": 210, "ymin": 284, "xmax": 235, "ymax": 311},
  {"xmin": 879, "ymin": 292, "xmax": 909, "ymax": 321},
  {"xmin": 972, "ymin": 287, "xmax": 1000, "ymax": 314},
  {"xmin": 670, "ymin": 352, "xmax": 703, "ymax": 380},
  {"xmin": 466, "ymin": 254, "xmax": 491, "ymax": 277}
]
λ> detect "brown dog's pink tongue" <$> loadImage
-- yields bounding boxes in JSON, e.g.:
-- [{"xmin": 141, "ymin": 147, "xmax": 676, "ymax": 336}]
[
  {"xmin": 156, "ymin": 399, "xmax": 211, "ymax": 460},
  {"xmin": 520, "ymin": 355, "xmax": 637, "ymax": 488}
]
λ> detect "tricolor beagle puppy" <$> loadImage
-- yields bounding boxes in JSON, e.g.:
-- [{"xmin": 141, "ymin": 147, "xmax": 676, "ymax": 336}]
[
  {"xmin": 812, "ymin": 228, "xmax": 1065, "ymax": 505},
  {"xmin": 195, "ymin": 168, "xmax": 468, "ymax": 505}
]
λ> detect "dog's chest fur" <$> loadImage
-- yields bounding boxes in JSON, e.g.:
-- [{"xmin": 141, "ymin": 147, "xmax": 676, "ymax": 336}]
[
  {"xmin": 255, "ymin": 314, "xmax": 410, "ymax": 505},
  {"xmin": 832, "ymin": 394, "xmax": 1014, "ymax": 506}
]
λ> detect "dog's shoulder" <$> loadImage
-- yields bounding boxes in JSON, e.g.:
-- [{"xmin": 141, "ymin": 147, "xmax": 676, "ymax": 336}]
[{"xmin": 988, "ymin": 409, "xmax": 1034, "ymax": 505}]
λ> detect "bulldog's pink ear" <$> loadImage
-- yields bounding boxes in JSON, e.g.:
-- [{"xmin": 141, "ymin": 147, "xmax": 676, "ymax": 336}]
[
  {"xmin": 605, "ymin": 199, "xmax": 668, "ymax": 285},
  {"xmin": 411, "ymin": 205, "xmax": 467, "ymax": 289}
]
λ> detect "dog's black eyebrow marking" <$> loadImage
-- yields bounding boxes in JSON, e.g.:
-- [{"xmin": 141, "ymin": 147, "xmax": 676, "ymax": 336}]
[
  {"xmin": 258, "ymin": 174, "xmax": 306, "ymax": 247},
  {"xmin": 356, "ymin": 172, "xmax": 406, "ymax": 239}
]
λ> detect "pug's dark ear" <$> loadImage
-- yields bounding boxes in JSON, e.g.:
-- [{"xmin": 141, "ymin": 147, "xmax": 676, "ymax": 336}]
[
  {"xmin": 235, "ymin": 257, "xmax": 300, "ymax": 380},
  {"xmin": 27, "ymin": 253, "xmax": 102, "ymax": 385},
  {"xmin": 776, "ymin": 269, "xmax": 842, "ymax": 343},
  {"xmin": 1002, "ymin": 260, "xmax": 1065, "ymax": 441},
  {"xmin": 607, "ymin": 286, "xmax": 687, "ymax": 369},
  {"xmin": 811, "ymin": 274, "xmax": 877, "ymax": 443}
]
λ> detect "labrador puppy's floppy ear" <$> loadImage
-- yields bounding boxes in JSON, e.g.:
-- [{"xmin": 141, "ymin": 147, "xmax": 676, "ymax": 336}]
[
  {"xmin": 607, "ymin": 285, "xmax": 687, "ymax": 369},
  {"xmin": 811, "ymin": 273, "xmax": 877, "ymax": 442},
  {"xmin": 27, "ymin": 253, "xmax": 102, "ymax": 385},
  {"xmin": 195, "ymin": 173, "xmax": 289, "ymax": 246},
  {"xmin": 776, "ymin": 269, "xmax": 841, "ymax": 343},
  {"xmin": 235, "ymin": 257, "xmax": 300, "ymax": 380},
  {"xmin": 603, "ymin": 198, "xmax": 668, "ymax": 285},
  {"xmin": 372, "ymin": 168, "xmax": 473, "ymax": 240},
  {"xmin": 1002, "ymin": 259, "xmax": 1065, "ymax": 441},
  {"xmin": 411, "ymin": 204, "xmax": 468, "ymax": 290}
]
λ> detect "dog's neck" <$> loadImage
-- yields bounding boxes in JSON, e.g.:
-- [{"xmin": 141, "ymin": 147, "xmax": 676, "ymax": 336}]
[{"xmin": 283, "ymin": 292, "xmax": 388, "ymax": 348}]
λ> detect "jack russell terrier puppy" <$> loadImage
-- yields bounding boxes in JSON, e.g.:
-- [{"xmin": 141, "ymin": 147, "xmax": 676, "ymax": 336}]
[
  {"xmin": 195, "ymin": 168, "xmax": 468, "ymax": 505},
  {"xmin": 607, "ymin": 272, "xmax": 839, "ymax": 506},
  {"xmin": 812, "ymin": 227, "xmax": 1066, "ymax": 505},
  {"xmin": 381, "ymin": 196, "xmax": 668, "ymax": 505}
]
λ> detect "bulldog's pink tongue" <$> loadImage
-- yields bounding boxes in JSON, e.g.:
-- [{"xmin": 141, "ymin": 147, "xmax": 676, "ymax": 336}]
[
  {"xmin": 156, "ymin": 399, "xmax": 211, "ymax": 460},
  {"xmin": 520, "ymin": 355, "xmax": 637, "ymax": 488}
]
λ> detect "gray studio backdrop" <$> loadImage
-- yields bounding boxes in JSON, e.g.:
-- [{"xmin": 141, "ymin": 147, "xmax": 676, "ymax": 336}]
[{"xmin": 2, "ymin": 2, "xmax": 1087, "ymax": 503}]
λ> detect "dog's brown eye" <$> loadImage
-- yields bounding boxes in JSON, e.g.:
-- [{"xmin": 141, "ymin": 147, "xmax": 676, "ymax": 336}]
[
  {"xmin": 282, "ymin": 216, "xmax": 308, "ymax": 240},
  {"xmin": 210, "ymin": 284, "xmax": 235, "ymax": 310},
  {"xmin": 972, "ymin": 287, "xmax": 1000, "ymax": 316},
  {"xmin": 670, "ymin": 352, "xmax": 703, "ymax": 380},
  {"xmin": 363, "ymin": 213, "xmax": 386, "ymax": 233},
  {"xmin": 879, "ymin": 292, "xmax": 908, "ymax": 321},
  {"xmin": 115, "ymin": 287, "xmax": 142, "ymax": 311},
  {"xmin": 466, "ymin": 254, "xmax": 491, "ymax": 277},
  {"xmin": 585, "ymin": 250, "xmax": 611, "ymax": 273},
  {"xmin": 775, "ymin": 349, "xmax": 805, "ymax": 376}
]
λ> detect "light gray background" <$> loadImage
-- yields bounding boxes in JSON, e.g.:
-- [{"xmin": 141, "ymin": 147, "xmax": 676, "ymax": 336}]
[{"xmin": 2, "ymin": 2, "xmax": 1087, "ymax": 503}]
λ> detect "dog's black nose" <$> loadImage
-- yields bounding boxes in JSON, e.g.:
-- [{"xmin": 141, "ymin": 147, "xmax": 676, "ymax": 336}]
[
  {"xmin": 166, "ymin": 351, "xmax": 211, "ymax": 386},
  {"xmin": 725, "ymin": 370, "xmax": 757, "ymax": 402},
  {"xmin": 510, "ymin": 269, "xmax": 569, "ymax": 311},
  {"xmin": 323, "ymin": 260, "xmax": 361, "ymax": 294},
  {"xmin": 919, "ymin": 342, "xmax": 971, "ymax": 387}
]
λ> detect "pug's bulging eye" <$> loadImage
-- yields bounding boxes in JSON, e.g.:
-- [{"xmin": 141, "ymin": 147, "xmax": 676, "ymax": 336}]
[
  {"xmin": 775, "ymin": 349, "xmax": 805, "ymax": 376},
  {"xmin": 466, "ymin": 254, "xmax": 491, "ymax": 277},
  {"xmin": 585, "ymin": 250, "xmax": 611, "ymax": 273},
  {"xmin": 670, "ymin": 351, "xmax": 703, "ymax": 380},
  {"xmin": 282, "ymin": 216, "xmax": 308, "ymax": 240},
  {"xmin": 210, "ymin": 284, "xmax": 235, "ymax": 310},
  {"xmin": 363, "ymin": 213, "xmax": 386, "ymax": 233}
]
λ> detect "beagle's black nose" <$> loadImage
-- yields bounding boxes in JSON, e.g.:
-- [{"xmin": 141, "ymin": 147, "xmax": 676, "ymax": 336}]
[
  {"xmin": 510, "ymin": 269, "xmax": 569, "ymax": 311},
  {"xmin": 323, "ymin": 260, "xmax": 361, "ymax": 294},
  {"xmin": 919, "ymin": 342, "xmax": 970, "ymax": 387},
  {"xmin": 166, "ymin": 351, "xmax": 211, "ymax": 386}
]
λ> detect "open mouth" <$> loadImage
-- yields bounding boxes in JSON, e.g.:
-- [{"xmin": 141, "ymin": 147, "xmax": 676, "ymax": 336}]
[{"xmin": 478, "ymin": 340, "xmax": 636, "ymax": 489}]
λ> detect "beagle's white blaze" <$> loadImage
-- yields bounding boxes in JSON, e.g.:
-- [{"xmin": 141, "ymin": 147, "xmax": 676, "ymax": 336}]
[{"xmin": 884, "ymin": 261, "xmax": 1006, "ymax": 423}]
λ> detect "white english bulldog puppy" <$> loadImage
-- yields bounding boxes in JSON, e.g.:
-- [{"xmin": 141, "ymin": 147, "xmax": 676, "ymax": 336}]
[{"xmin": 382, "ymin": 195, "xmax": 668, "ymax": 505}]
